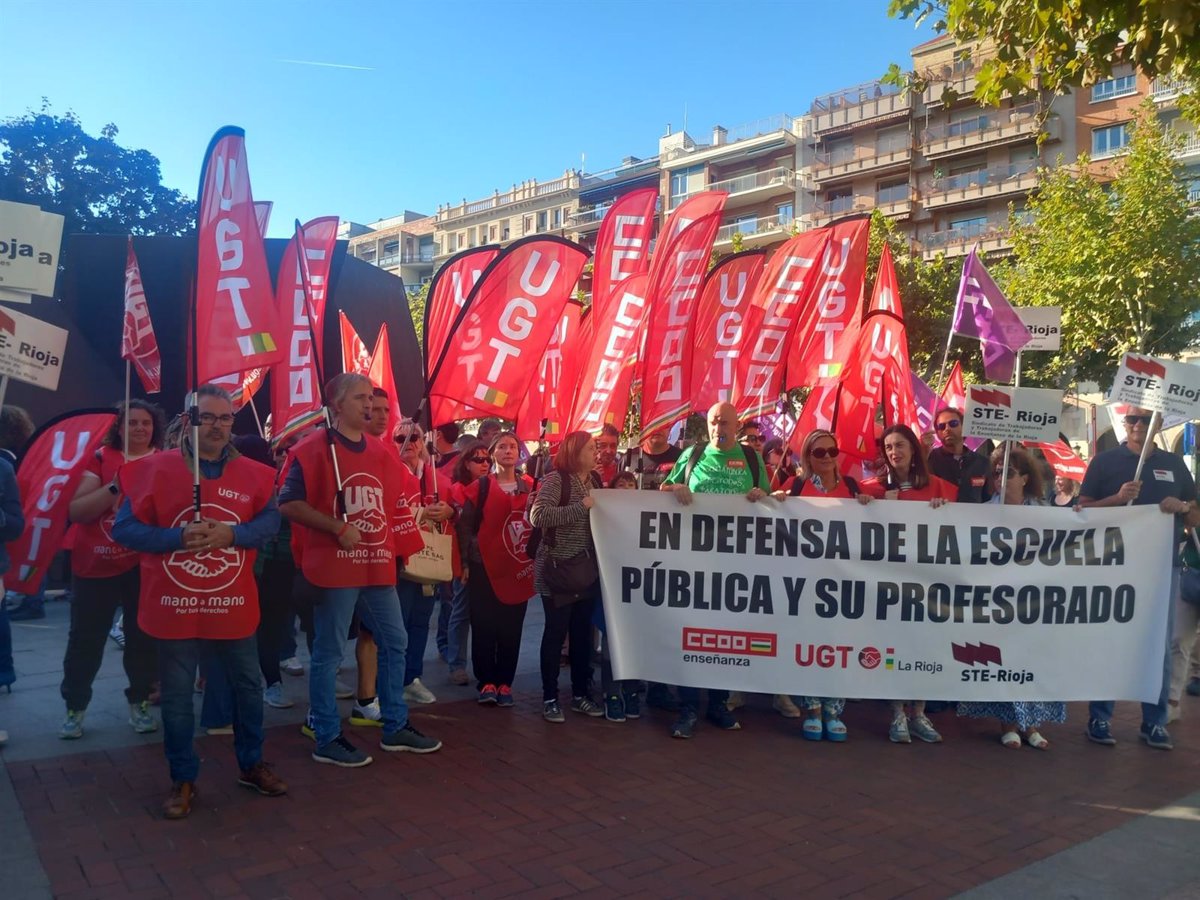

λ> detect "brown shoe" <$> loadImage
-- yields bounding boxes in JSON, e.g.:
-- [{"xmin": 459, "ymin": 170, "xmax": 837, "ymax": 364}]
[
  {"xmin": 237, "ymin": 761, "xmax": 288, "ymax": 797},
  {"xmin": 163, "ymin": 781, "xmax": 196, "ymax": 820}
]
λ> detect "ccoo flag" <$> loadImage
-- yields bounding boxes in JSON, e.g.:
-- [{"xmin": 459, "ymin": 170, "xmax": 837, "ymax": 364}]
[
  {"xmin": 194, "ymin": 127, "xmax": 283, "ymax": 384},
  {"xmin": 689, "ymin": 249, "xmax": 768, "ymax": 412},
  {"xmin": 952, "ymin": 246, "xmax": 1031, "ymax": 383},
  {"xmin": 122, "ymin": 238, "xmax": 162, "ymax": 393},
  {"xmin": 590, "ymin": 187, "xmax": 658, "ymax": 324}
]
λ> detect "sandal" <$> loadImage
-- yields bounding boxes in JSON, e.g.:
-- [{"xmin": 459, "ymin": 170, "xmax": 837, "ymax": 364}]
[
  {"xmin": 802, "ymin": 716, "xmax": 824, "ymax": 741},
  {"xmin": 1025, "ymin": 730, "xmax": 1049, "ymax": 750},
  {"xmin": 1000, "ymin": 730, "xmax": 1021, "ymax": 749}
]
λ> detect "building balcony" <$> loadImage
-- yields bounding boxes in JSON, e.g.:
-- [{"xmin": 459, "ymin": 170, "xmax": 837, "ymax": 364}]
[
  {"xmin": 811, "ymin": 144, "xmax": 911, "ymax": 184},
  {"xmin": 809, "ymin": 193, "xmax": 912, "ymax": 226},
  {"xmin": 1151, "ymin": 77, "xmax": 1189, "ymax": 103},
  {"xmin": 921, "ymin": 164, "xmax": 1038, "ymax": 210},
  {"xmin": 809, "ymin": 80, "xmax": 910, "ymax": 134},
  {"xmin": 707, "ymin": 167, "xmax": 795, "ymax": 204},
  {"xmin": 713, "ymin": 213, "xmax": 792, "ymax": 247},
  {"xmin": 920, "ymin": 53, "xmax": 995, "ymax": 106},
  {"xmin": 437, "ymin": 172, "xmax": 580, "ymax": 223},
  {"xmin": 920, "ymin": 218, "xmax": 1011, "ymax": 261},
  {"xmin": 376, "ymin": 250, "xmax": 436, "ymax": 269},
  {"xmin": 566, "ymin": 203, "xmax": 611, "ymax": 232},
  {"xmin": 1178, "ymin": 131, "xmax": 1200, "ymax": 161},
  {"xmin": 922, "ymin": 105, "xmax": 1055, "ymax": 159},
  {"xmin": 661, "ymin": 115, "xmax": 797, "ymax": 164}
]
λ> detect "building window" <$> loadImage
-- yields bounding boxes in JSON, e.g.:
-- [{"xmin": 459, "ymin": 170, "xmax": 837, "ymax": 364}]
[
  {"xmin": 552, "ymin": 208, "xmax": 561, "ymax": 228},
  {"xmin": 523, "ymin": 216, "xmax": 533, "ymax": 234},
  {"xmin": 732, "ymin": 214, "xmax": 757, "ymax": 234},
  {"xmin": 383, "ymin": 240, "xmax": 399, "ymax": 255},
  {"xmin": 537, "ymin": 211, "xmax": 547, "ymax": 231},
  {"xmin": 949, "ymin": 214, "xmax": 990, "ymax": 237},
  {"xmin": 1092, "ymin": 122, "xmax": 1130, "ymax": 157},
  {"xmin": 825, "ymin": 187, "xmax": 853, "ymax": 215},
  {"xmin": 877, "ymin": 178, "xmax": 909, "ymax": 204},
  {"xmin": 777, "ymin": 202, "xmax": 794, "ymax": 224},
  {"xmin": 876, "ymin": 125, "xmax": 907, "ymax": 156},
  {"xmin": 824, "ymin": 137, "xmax": 854, "ymax": 166},
  {"xmin": 948, "ymin": 109, "xmax": 989, "ymax": 138},
  {"xmin": 669, "ymin": 165, "xmax": 704, "ymax": 208},
  {"xmin": 1091, "ymin": 69, "xmax": 1137, "ymax": 102}
]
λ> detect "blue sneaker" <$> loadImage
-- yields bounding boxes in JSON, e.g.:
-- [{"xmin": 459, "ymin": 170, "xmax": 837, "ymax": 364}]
[
  {"xmin": 1086, "ymin": 718, "xmax": 1116, "ymax": 746},
  {"xmin": 705, "ymin": 706, "xmax": 741, "ymax": 731},
  {"xmin": 1188, "ymin": 678, "xmax": 1200, "ymax": 697},
  {"xmin": 312, "ymin": 734, "xmax": 373, "ymax": 767},
  {"xmin": 604, "ymin": 694, "xmax": 626, "ymax": 723},
  {"xmin": 300, "ymin": 709, "xmax": 316, "ymax": 741},
  {"xmin": 1140, "ymin": 723, "xmax": 1173, "ymax": 750},
  {"xmin": 622, "ymin": 690, "xmax": 641, "ymax": 720},
  {"xmin": 670, "ymin": 709, "xmax": 698, "ymax": 739}
]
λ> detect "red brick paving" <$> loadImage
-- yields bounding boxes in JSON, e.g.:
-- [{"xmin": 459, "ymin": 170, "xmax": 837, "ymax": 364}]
[{"xmin": 9, "ymin": 696, "xmax": 1200, "ymax": 899}]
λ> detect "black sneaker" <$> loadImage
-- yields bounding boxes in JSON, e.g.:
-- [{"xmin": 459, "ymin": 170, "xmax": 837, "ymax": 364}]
[
  {"xmin": 571, "ymin": 696, "xmax": 605, "ymax": 718},
  {"xmin": 312, "ymin": 734, "xmax": 373, "ymax": 767},
  {"xmin": 623, "ymin": 690, "xmax": 641, "ymax": 719},
  {"xmin": 604, "ymin": 694, "xmax": 626, "ymax": 722},
  {"xmin": 646, "ymin": 684, "xmax": 679, "ymax": 712},
  {"xmin": 706, "ymin": 706, "xmax": 741, "ymax": 731},
  {"xmin": 671, "ymin": 709, "xmax": 698, "ymax": 739},
  {"xmin": 1140, "ymin": 722, "xmax": 1173, "ymax": 750},
  {"xmin": 543, "ymin": 700, "xmax": 565, "ymax": 723},
  {"xmin": 381, "ymin": 722, "xmax": 442, "ymax": 754},
  {"xmin": 1086, "ymin": 718, "xmax": 1116, "ymax": 746}
]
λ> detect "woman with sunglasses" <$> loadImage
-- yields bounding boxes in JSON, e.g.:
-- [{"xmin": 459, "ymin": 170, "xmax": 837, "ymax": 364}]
[
  {"xmin": 958, "ymin": 444, "xmax": 1064, "ymax": 749},
  {"xmin": 455, "ymin": 433, "xmax": 535, "ymax": 708},
  {"xmin": 775, "ymin": 430, "xmax": 872, "ymax": 740},
  {"xmin": 862, "ymin": 424, "xmax": 956, "ymax": 744}
]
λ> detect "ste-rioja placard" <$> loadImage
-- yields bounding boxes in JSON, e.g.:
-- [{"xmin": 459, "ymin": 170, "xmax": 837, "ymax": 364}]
[
  {"xmin": 0, "ymin": 305, "xmax": 68, "ymax": 390},
  {"xmin": 1110, "ymin": 353, "xmax": 1200, "ymax": 420},
  {"xmin": 963, "ymin": 384, "xmax": 1063, "ymax": 443}
]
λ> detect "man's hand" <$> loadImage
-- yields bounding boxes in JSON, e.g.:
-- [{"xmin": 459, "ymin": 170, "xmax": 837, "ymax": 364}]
[
  {"xmin": 929, "ymin": 497, "xmax": 947, "ymax": 509},
  {"xmin": 746, "ymin": 487, "xmax": 766, "ymax": 502},
  {"xmin": 666, "ymin": 484, "xmax": 693, "ymax": 506},
  {"xmin": 1117, "ymin": 480, "xmax": 1142, "ymax": 503},
  {"xmin": 1161, "ymin": 497, "xmax": 1194, "ymax": 516},
  {"xmin": 422, "ymin": 501, "xmax": 453, "ymax": 523},
  {"xmin": 183, "ymin": 519, "xmax": 235, "ymax": 550},
  {"xmin": 182, "ymin": 521, "xmax": 211, "ymax": 550},
  {"xmin": 337, "ymin": 523, "xmax": 362, "ymax": 550},
  {"xmin": 885, "ymin": 489, "xmax": 900, "ymax": 501}
]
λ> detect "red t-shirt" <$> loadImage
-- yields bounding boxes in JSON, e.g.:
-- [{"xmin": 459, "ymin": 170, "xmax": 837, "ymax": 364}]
[{"xmin": 860, "ymin": 474, "xmax": 957, "ymax": 502}]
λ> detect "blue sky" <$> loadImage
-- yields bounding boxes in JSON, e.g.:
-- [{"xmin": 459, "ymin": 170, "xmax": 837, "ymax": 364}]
[{"xmin": 3, "ymin": 0, "xmax": 932, "ymax": 236}]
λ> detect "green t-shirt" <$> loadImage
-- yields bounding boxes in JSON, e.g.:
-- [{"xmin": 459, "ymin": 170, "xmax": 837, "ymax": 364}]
[{"xmin": 664, "ymin": 443, "xmax": 771, "ymax": 495}]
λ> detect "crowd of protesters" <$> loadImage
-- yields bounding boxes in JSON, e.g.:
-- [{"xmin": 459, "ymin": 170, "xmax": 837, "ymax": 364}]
[{"xmin": 0, "ymin": 383, "xmax": 1196, "ymax": 820}]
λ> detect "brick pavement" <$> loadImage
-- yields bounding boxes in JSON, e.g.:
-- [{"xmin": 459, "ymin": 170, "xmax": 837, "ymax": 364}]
[{"xmin": 7, "ymin": 691, "xmax": 1200, "ymax": 899}]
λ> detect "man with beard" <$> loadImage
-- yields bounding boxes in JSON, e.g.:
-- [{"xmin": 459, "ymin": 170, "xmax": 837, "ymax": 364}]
[{"xmin": 927, "ymin": 407, "xmax": 992, "ymax": 503}]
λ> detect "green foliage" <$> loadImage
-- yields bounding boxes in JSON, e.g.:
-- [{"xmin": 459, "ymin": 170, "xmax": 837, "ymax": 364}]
[
  {"xmin": 408, "ymin": 280, "xmax": 430, "ymax": 348},
  {"xmin": 0, "ymin": 101, "xmax": 195, "ymax": 237},
  {"xmin": 730, "ymin": 231, "xmax": 745, "ymax": 254},
  {"xmin": 886, "ymin": 1, "xmax": 1200, "ymax": 119},
  {"xmin": 1002, "ymin": 102, "xmax": 1200, "ymax": 389}
]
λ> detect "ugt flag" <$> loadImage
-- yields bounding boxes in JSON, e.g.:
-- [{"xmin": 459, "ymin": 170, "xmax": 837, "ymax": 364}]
[{"xmin": 122, "ymin": 238, "xmax": 161, "ymax": 393}]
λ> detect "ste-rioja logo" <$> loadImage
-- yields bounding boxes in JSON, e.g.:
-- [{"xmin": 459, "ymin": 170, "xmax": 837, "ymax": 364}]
[{"xmin": 681, "ymin": 628, "xmax": 776, "ymax": 657}]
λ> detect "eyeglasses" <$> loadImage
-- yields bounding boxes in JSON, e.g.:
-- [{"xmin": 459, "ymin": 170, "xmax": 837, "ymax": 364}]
[
  {"xmin": 469, "ymin": 455, "xmax": 491, "ymax": 465},
  {"xmin": 742, "ymin": 435, "xmax": 763, "ymax": 444},
  {"xmin": 198, "ymin": 413, "xmax": 235, "ymax": 426},
  {"xmin": 935, "ymin": 419, "xmax": 961, "ymax": 431},
  {"xmin": 810, "ymin": 446, "xmax": 840, "ymax": 459},
  {"xmin": 595, "ymin": 442, "xmax": 618, "ymax": 451},
  {"xmin": 1123, "ymin": 415, "xmax": 1152, "ymax": 426}
]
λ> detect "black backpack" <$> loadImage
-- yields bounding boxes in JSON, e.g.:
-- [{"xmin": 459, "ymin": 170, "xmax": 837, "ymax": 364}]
[
  {"xmin": 788, "ymin": 474, "xmax": 860, "ymax": 497},
  {"xmin": 524, "ymin": 471, "xmax": 574, "ymax": 559},
  {"xmin": 682, "ymin": 440, "xmax": 762, "ymax": 488}
]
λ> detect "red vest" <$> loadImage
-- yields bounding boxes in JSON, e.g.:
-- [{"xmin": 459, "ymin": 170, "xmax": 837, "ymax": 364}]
[
  {"xmin": 861, "ymin": 474, "xmax": 958, "ymax": 502},
  {"xmin": 122, "ymin": 450, "xmax": 274, "ymax": 640},
  {"xmin": 71, "ymin": 446, "xmax": 150, "ymax": 578},
  {"xmin": 467, "ymin": 474, "xmax": 534, "ymax": 604},
  {"xmin": 289, "ymin": 431, "xmax": 407, "ymax": 588}
]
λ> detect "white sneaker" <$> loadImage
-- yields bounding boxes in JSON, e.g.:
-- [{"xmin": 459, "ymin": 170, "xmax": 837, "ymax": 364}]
[
  {"xmin": 350, "ymin": 699, "xmax": 383, "ymax": 727},
  {"xmin": 772, "ymin": 694, "xmax": 802, "ymax": 718},
  {"xmin": 404, "ymin": 678, "xmax": 437, "ymax": 705},
  {"xmin": 281, "ymin": 657, "xmax": 304, "ymax": 677},
  {"xmin": 335, "ymin": 679, "xmax": 354, "ymax": 700},
  {"xmin": 264, "ymin": 682, "xmax": 294, "ymax": 709},
  {"xmin": 0, "ymin": 729, "xmax": 8, "ymax": 746}
]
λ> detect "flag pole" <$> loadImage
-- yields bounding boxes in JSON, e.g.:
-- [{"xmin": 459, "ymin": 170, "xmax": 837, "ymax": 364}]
[
  {"xmin": 999, "ymin": 351, "xmax": 1021, "ymax": 505},
  {"xmin": 123, "ymin": 360, "xmax": 131, "ymax": 463},
  {"xmin": 247, "ymin": 397, "xmax": 265, "ymax": 439},
  {"xmin": 189, "ymin": 275, "xmax": 202, "ymax": 522},
  {"xmin": 1128, "ymin": 410, "xmax": 1161, "ymax": 505},
  {"xmin": 293, "ymin": 220, "xmax": 346, "ymax": 520},
  {"xmin": 0, "ymin": 375, "xmax": 9, "ymax": 409}
]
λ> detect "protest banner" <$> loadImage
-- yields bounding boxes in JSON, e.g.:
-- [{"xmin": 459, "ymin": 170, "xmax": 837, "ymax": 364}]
[
  {"xmin": 592, "ymin": 491, "xmax": 1172, "ymax": 702},
  {"xmin": 963, "ymin": 384, "xmax": 1063, "ymax": 443},
  {"xmin": 1110, "ymin": 353, "xmax": 1200, "ymax": 421},
  {"xmin": 1015, "ymin": 307, "xmax": 1062, "ymax": 352}
]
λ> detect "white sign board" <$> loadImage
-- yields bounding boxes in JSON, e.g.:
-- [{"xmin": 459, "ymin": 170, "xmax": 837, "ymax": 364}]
[
  {"xmin": 964, "ymin": 384, "xmax": 1064, "ymax": 443},
  {"xmin": 0, "ymin": 305, "xmax": 68, "ymax": 390},
  {"xmin": 592, "ymin": 492, "xmax": 1173, "ymax": 702},
  {"xmin": 0, "ymin": 200, "xmax": 64, "ymax": 299},
  {"xmin": 1016, "ymin": 307, "xmax": 1061, "ymax": 352},
  {"xmin": 1110, "ymin": 353, "xmax": 1200, "ymax": 420}
]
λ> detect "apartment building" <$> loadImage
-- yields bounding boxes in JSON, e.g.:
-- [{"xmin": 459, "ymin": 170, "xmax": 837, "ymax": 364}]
[
  {"xmin": 657, "ymin": 115, "xmax": 800, "ymax": 250},
  {"xmin": 341, "ymin": 212, "xmax": 436, "ymax": 295},
  {"xmin": 568, "ymin": 155, "xmax": 661, "ymax": 256},
  {"xmin": 431, "ymin": 171, "xmax": 581, "ymax": 263}
]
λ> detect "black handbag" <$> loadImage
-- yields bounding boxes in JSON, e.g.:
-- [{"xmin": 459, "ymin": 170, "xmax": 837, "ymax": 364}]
[{"xmin": 540, "ymin": 473, "xmax": 599, "ymax": 606}]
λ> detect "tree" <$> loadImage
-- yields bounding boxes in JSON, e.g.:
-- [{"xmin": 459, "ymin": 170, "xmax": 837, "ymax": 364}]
[
  {"xmin": 1001, "ymin": 102, "xmax": 1200, "ymax": 389},
  {"xmin": 886, "ymin": 1, "xmax": 1200, "ymax": 118},
  {"xmin": 0, "ymin": 101, "xmax": 195, "ymax": 238},
  {"xmin": 407, "ymin": 279, "xmax": 430, "ymax": 348}
]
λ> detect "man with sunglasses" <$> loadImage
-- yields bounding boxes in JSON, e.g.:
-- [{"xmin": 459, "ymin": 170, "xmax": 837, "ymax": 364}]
[
  {"xmin": 1079, "ymin": 406, "xmax": 1199, "ymax": 751},
  {"xmin": 928, "ymin": 407, "xmax": 992, "ymax": 504}
]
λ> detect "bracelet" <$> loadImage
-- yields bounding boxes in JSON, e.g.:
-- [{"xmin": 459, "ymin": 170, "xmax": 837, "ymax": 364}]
[{"xmin": 336, "ymin": 522, "xmax": 349, "ymax": 539}]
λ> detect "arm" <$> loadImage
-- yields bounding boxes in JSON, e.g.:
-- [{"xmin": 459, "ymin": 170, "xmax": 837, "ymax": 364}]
[
  {"xmin": 529, "ymin": 474, "xmax": 589, "ymax": 528},
  {"xmin": 0, "ymin": 461, "xmax": 23, "ymax": 542},
  {"xmin": 68, "ymin": 471, "xmax": 117, "ymax": 524},
  {"xmin": 278, "ymin": 458, "xmax": 359, "ymax": 549},
  {"xmin": 112, "ymin": 498, "xmax": 184, "ymax": 554},
  {"xmin": 230, "ymin": 496, "xmax": 281, "ymax": 550}
]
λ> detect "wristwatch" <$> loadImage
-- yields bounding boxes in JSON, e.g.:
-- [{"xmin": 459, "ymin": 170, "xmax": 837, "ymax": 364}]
[{"xmin": 107, "ymin": 482, "xmax": 119, "ymax": 496}]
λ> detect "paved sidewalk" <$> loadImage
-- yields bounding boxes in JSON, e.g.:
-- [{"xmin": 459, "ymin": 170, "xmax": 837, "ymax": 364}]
[{"xmin": 3, "ymin": 596, "xmax": 1200, "ymax": 898}]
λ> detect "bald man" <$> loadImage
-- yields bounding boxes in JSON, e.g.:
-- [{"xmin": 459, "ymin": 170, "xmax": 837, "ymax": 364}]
[{"xmin": 659, "ymin": 402, "xmax": 771, "ymax": 738}]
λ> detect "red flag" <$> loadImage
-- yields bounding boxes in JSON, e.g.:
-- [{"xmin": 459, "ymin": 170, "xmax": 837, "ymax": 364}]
[
  {"xmin": 651, "ymin": 192, "xmax": 728, "ymax": 270},
  {"xmin": 195, "ymin": 127, "xmax": 283, "ymax": 384},
  {"xmin": 254, "ymin": 201, "xmax": 273, "ymax": 237},
  {"xmin": 785, "ymin": 217, "xmax": 871, "ymax": 389},
  {"xmin": 568, "ymin": 273, "xmax": 651, "ymax": 435},
  {"xmin": 1027, "ymin": 440, "xmax": 1087, "ymax": 480},
  {"xmin": 690, "ymin": 250, "xmax": 768, "ymax": 411},
  {"xmin": 942, "ymin": 360, "xmax": 966, "ymax": 410},
  {"xmin": 429, "ymin": 236, "xmax": 588, "ymax": 422},
  {"xmin": 516, "ymin": 301, "xmax": 583, "ymax": 441},
  {"xmin": 122, "ymin": 238, "xmax": 161, "ymax": 394},
  {"xmin": 208, "ymin": 368, "xmax": 264, "ymax": 410},
  {"xmin": 591, "ymin": 187, "xmax": 658, "ymax": 321},
  {"xmin": 424, "ymin": 246, "xmax": 502, "ymax": 426},
  {"xmin": 270, "ymin": 217, "xmax": 339, "ymax": 445},
  {"xmin": 788, "ymin": 384, "xmax": 839, "ymax": 457},
  {"xmin": 6, "ymin": 410, "xmax": 117, "ymax": 594},
  {"xmin": 733, "ymin": 228, "xmax": 832, "ymax": 419},
  {"xmin": 340, "ymin": 311, "xmax": 372, "ymax": 376},
  {"xmin": 367, "ymin": 324, "xmax": 403, "ymax": 439},
  {"xmin": 639, "ymin": 211, "xmax": 724, "ymax": 436}
]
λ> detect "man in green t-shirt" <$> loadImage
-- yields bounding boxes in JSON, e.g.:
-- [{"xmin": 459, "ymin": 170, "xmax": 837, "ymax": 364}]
[{"xmin": 659, "ymin": 402, "xmax": 770, "ymax": 739}]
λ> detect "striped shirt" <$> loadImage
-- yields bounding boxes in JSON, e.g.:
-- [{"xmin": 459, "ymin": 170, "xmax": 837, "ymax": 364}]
[{"xmin": 528, "ymin": 470, "xmax": 593, "ymax": 595}]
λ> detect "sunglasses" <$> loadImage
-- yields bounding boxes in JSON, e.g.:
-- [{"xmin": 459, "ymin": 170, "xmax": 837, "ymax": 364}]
[
  {"xmin": 742, "ymin": 435, "xmax": 763, "ymax": 443},
  {"xmin": 810, "ymin": 446, "xmax": 840, "ymax": 459},
  {"xmin": 1123, "ymin": 415, "xmax": 1152, "ymax": 426},
  {"xmin": 469, "ymin": 455, "xmax": 492, "ymax": 464},
  {"xmin": 935, "ymin": 419, "xmax": 961, "ymax": 431}
]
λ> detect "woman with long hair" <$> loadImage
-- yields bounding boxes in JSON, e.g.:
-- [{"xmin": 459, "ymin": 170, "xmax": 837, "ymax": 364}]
[
  {"xmin": 59, "ymin": 399, "xmax": 166, "ymax": 740},
  {"xmin": 456, "ymin": 432, "xmax": 534, "ymax": 708}
]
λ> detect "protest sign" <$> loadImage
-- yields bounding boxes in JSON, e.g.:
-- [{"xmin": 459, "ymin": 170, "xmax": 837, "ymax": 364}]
[
  {"xmin": 593, "ymin": 491, "xmax": 1172, "ymax": 702},
  {"xmin": 964, "ymin": 384, "xmax": 1063, "ymax": 443},
  {"xmin": 1015, "ymin": 307, "xmax": 1061, "ymax": 352},
  {"xmin": 0, "ymin": 304, "xmax": 69, "ymax": 390},
  {"xmin": 1110, "ymin": 353, "xmax": 1200, "ymax": 420},
  {"xmin": 0, "ymin": 199, "xmax": 64, "ymax": 299}
]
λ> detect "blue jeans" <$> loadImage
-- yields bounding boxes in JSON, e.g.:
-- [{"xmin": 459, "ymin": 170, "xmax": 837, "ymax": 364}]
[
  {"xmin": 1090, "ymin": 566, "xmax": 1179, "ymax": 728},
  {"xmin": 436, "ymin": 583, "xmax": 450, "ymax": 657},
  {"xmin": 199, "ymin": 645, "xmax": 233, "ymax": 729},
  {"xmin": 0, "ymin": 596, "xmax": 13, "ymax": 687},
  {"xmin": 158, "ymin": 637, "xmax": 263, "ymax": 783},
  {"xmin": 398, "ymin": 580, "xmax": 435, "ymax": 685},
  {"xmin": 310, "ymin": 584, "xmax": 409, "ymax": 746},
  {"xmin": 445, "ymin": 578, "xmax": 470, "ymax": 672}
]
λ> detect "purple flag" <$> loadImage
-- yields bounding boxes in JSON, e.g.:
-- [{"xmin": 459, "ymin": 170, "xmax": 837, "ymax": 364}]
[
  {"xmin": 910, "ymin": 372, "xmax": 983, "ymax": 451},
  {"xmin": 952, "ymin": 246, "xmax": 1031, "ymax": 382}
]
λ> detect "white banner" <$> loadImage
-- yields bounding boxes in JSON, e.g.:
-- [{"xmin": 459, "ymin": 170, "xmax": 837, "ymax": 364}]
[
  {"xmin": 1015, "ymin": 307, "xmax": 1061, "ymax": 351},
  {"xmin": 593, "ymin": 492, "xmax": 1173, "ymax": 702},
  {"xmin": 0, "ymin": 200, "xmax": 64, "ymax": 298},
  {"xmin": 964, "ymin": 384, "xmax": 1064, "ymax": 443},
  {"xmin": 0, "ymin": 305, "xmax": 68, "ymax": 389},
  {"xmin": 1110, "ymin": 353, "xmax": 1200, "ymax": 420}
]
